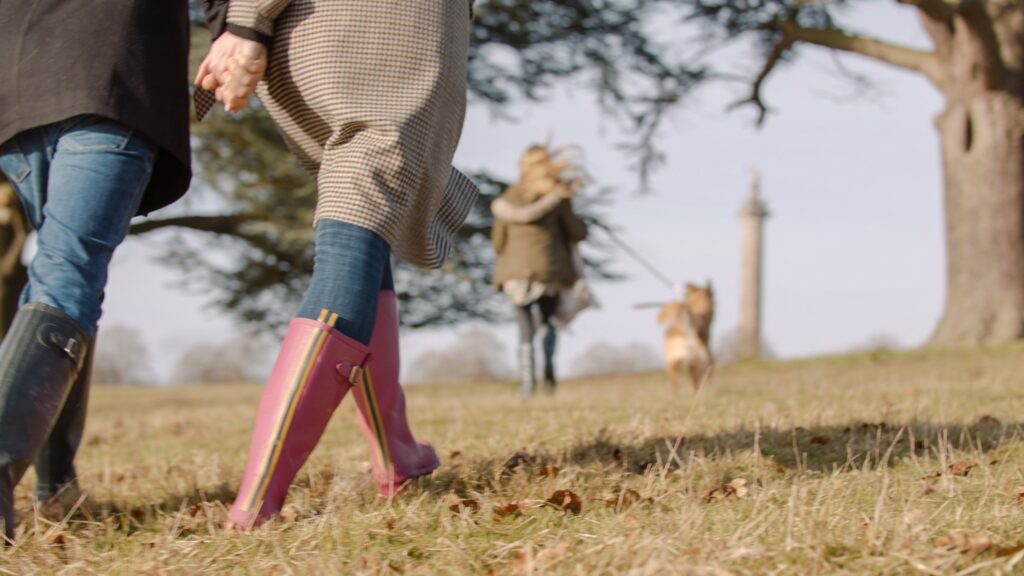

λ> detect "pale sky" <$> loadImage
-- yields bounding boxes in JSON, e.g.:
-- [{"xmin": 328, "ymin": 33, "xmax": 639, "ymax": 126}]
[{"xmin": 100, "ymin": 5, "xmax": 946, "ymax": 383}]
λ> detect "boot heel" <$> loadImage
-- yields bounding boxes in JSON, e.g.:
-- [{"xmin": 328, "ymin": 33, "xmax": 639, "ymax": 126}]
[{"xmin": 352, "ymin": 291, "xmax": 439, "ymax": 497}]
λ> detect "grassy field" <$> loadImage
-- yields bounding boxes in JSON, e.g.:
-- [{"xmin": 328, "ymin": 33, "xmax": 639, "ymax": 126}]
[{"xmin": 4, "ymin": 345, "xmax": 1024, "ymax": 574}]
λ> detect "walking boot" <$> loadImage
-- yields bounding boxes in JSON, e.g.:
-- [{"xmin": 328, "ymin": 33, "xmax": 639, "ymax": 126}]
[
  {"xmin": 518, "ymin": 342, "xmax": 536, "ymax": 398},
  {"xmin": 34, "ymin": 338, "xmax": 95, "ymax": 519},
  {"xmin": 0, "ymin": 303, "xmax": 87, "ymax": 541},
  {"xmin": 351, "ymin": 291, "xmax": 439, "ymax": 497},
  {"xmin": 228, "ymin": 310, "xmax": 369, "ymax": 528},
  {"xmin": 540, "ymin": 325, "xmax": 557, "ymax": 394}
]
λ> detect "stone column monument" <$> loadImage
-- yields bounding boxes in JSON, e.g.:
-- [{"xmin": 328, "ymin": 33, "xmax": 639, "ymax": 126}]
[{"xmin": 737, "ymin": 170, "xmax": 770, "ymax": 359}]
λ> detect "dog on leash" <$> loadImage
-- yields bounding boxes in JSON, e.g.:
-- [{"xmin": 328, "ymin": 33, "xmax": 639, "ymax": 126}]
[{"xmin": 657, "ymin": 282, "xmax": 714, "ymax": 392}]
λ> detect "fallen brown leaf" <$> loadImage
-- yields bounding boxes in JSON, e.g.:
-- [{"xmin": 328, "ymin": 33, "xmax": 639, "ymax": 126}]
[
  {"xmin": 45, "ymin": 530, "xmax": 76, "ymax": 548},
  {"xmin": 703, "ymin": 478, "xmax": 749, "ymax": 502},
  {"xmin": 493, "ymin": 502, "xmax": 523, "ymax": 519},
  {"xmin": 449, "ymin": 450, "xmax": 462, "ymax": 459},
  {"xmin": 995, "ymin": 544, "xmax": 1024, "ymax": 558},
  {"xmin": 810, "ymin": 435, "xmax": 832, "ymax": 446},
  {"xmin": 948, "ymin": 460, "xmax": 979, "ymax": 477},
  {"xmin": 545, "ymin": 489, "xmax": 582, "ymax": 514},
  {"xmin": 444, "ymin": 494, "xmax": 479, "ymax": 514},
  {"xmin": 934, "ymin": 530, "xmax": 992, "ymax": 555}
]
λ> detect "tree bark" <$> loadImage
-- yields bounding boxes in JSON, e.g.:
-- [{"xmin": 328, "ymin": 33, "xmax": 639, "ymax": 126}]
[
  {"xmin": 929, "ymin": 93, "xmax": 1024, "ymax": 345},
  {"xmin": 924, "ymin": 0, "xmax": 1024, "ymax": 346}
]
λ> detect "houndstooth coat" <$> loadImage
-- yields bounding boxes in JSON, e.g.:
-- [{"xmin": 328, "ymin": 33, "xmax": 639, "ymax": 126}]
[{"xmin": 226, "ymin": 0, "xmax": 478, "ymax": 269}]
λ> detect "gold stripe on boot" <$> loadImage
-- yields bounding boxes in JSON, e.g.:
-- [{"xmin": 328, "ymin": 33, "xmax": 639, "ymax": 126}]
[
  {"xmin": 360, "ymin": 367, "xmax": 393, "ymax": 472},
  {"xmin": 241, "ymin": 309, "xmax": 338, "ymax": 513}
]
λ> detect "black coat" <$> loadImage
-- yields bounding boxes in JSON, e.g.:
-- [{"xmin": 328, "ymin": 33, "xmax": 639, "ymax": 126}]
[{"xmin": 0, "ymin": 1, "xmax": 192, "ymax": 215}]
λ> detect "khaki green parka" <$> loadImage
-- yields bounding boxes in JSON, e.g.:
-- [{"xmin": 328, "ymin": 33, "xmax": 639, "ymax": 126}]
[{"xmin": 491, "ymin": 186, "xmax": 588, "ymax": 290}]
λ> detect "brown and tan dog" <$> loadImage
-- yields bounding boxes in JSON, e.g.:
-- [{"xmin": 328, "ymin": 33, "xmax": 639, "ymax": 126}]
[{"xmin": 657, "ymin": 282, "xmax": 714, "ymax": 392}]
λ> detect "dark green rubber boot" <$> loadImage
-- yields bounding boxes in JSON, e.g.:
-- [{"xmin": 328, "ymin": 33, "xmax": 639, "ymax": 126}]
[
  {"xmin": 0, "ymin": 303, "xmax": 86, "ymax": 542},
  {"xmin": 34, "ymin": 337, "xmax": 94, "ymax": 517}
]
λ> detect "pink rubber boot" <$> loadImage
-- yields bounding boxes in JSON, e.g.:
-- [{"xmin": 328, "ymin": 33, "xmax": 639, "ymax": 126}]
[
  {"xmin": 228, "ymin": 311, "xmax": 370, "ymax": 527},
  {"xmin": 351, "ymin": 291, "xmax": 440, "ymax": 496}
]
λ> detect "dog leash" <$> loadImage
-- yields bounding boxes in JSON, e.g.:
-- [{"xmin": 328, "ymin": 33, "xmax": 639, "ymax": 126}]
[{"xmin": 593, "ymin": 224, "xmax": 679, "ymax": 294}]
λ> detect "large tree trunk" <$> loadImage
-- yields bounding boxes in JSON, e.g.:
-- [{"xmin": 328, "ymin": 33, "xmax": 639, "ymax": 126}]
[
  {"xmin": 926, "ymin": 0, "xmax": 1024, "ymax": 346},
  {"xmin": 930, "ymin": 93, "xmax": 1024, "ymax": 345}
]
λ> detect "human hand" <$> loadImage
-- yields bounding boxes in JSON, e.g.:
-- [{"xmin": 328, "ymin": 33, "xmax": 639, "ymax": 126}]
[{"xmin": 194, "ymin": 32, "xmax": 267, "ymax": 113}]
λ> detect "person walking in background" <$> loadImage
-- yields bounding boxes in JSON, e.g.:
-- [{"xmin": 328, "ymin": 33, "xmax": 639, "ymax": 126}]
[
  {"xmin": 491, "ymin": 145, "xmax": 588, "ymax": 398},
  {"xmin": 0, "ymin": 1, "xmax": 192, "ymax": 541},
  {"xmin": 196, "ymin": 0, "xmax": 478, "ymax": 527}
]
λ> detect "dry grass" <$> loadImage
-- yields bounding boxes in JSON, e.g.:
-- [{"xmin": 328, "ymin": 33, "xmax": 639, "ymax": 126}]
[{"xmin": 4, "ymin": 345, "xmax": 1024, "ymax": 574}]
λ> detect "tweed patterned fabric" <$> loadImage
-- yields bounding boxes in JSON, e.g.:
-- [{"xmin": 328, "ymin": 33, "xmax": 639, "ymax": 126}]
[
  {"xmin": 226, "ymin": 0, "xmax": 288, "ymax": 37},
  {"xmin": 226, "ymin": 0, "xmax": 478, "ymax": 268}
]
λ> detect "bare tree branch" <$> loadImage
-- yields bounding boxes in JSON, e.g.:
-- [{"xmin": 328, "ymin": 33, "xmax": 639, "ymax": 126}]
[
  {"xmin": 783, "ymin": 22, "xmax": 944, "ymax": 85},
  {"xmin": 728, "ymin": 34, "xmax": 795, "ymax": 125},
  {"xmin": 730, "ymin": 11, "xmax": 945, "ymax": 124},
  {"xmin": 129, "ymin": 214, "xmax": 254, "ymax": 236}
]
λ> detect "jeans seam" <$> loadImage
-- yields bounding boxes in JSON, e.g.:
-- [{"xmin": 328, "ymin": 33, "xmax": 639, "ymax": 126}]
[{"xmin": 58, "ymin": 117, "xmax": 135, "ymax": 153}]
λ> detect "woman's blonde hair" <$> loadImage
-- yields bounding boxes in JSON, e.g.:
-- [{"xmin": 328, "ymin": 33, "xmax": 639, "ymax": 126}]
[{"xmin": 515, "ymin": 144, "xmax": 587, "ymax": 201}]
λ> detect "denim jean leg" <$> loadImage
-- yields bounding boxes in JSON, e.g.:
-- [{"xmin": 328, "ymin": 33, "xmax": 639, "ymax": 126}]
[
  {"xmin": 21, "ymin": 117, "xmax": 156, "ymax": 337},
  {"xmin": 297, "ymin": 219, "xmax": 391, "ymax": 345}
]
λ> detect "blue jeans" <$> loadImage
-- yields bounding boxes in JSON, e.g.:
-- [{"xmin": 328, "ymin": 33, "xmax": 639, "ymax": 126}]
[
  {"xmin": 297, "ymin": 219, "xmax": 393, "ymax": 345},
  {"xmin": 0, "ymin": 116, "xmax": 157, "ymax": 338}
]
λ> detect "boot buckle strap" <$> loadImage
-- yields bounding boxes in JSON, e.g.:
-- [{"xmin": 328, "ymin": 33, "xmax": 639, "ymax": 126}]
[
  {"xmin": 62, "ymin": 337, "xmax": 82, "ymax": 361},
  {"xmin": 335, "ymin": 347, "xmax": 370, "ymax": 385},
  {"xmin": 41, "ymin": 325, "xmax": 84, "ymax": 366},
  {"xmin": 336, "ymin": 360, "xmax": 366, "ymax": 385},
  {"xmin": 349, "ymin": 365, "xmax": 364, "ymax": 385}
]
